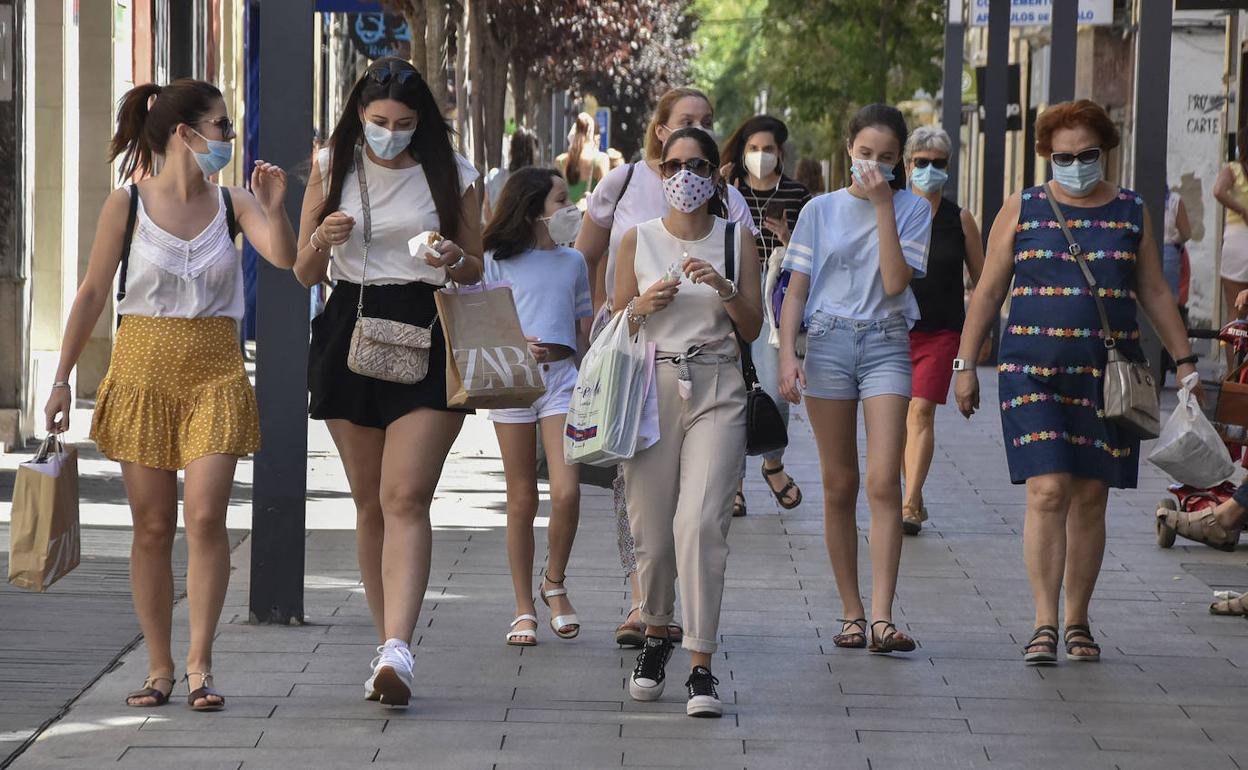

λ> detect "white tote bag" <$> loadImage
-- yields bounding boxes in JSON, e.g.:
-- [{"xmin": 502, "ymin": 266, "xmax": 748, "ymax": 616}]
[
  {"xmin": 564, "ymin": 313, "xmax": 656, "ymax": 467},
  {"xmin": 1148, "ymin": 373, "xmax": 1235, "ymax": 488}
]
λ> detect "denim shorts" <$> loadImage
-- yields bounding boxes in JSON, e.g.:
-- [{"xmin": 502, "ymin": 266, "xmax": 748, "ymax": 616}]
[{"xmin": 803, "ymin": 311, "xmax": 913, "ymax": 401}]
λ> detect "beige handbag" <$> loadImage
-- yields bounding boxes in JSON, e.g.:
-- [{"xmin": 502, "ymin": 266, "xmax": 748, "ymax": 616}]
[
  {"xmin": 1045, "ymin": 184, "xmax": 1160, "ymax": 439},
  {"xmin": 345, "ymin": 145, "xmax": 435, "ymax": 385}
]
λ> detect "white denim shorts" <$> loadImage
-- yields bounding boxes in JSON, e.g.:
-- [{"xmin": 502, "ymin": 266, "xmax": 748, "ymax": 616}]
[{"xmin": 488, "ymin": 357, "xmax": 579, "ymax": 423}]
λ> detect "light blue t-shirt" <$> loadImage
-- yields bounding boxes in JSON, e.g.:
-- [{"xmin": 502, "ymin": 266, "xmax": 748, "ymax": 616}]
[
  {"xmin": 783, "ymin": 188, "xmax": 932, "ymax": 326},
  {"xmin": 484, "ymin": 246, "xmax": 593, "ymax": 351}
]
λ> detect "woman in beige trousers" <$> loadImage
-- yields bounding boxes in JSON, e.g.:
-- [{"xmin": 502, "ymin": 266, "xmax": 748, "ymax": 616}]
[{"xmin": 612, "ymin": 127, "xmax": 762, "ymax": 718}]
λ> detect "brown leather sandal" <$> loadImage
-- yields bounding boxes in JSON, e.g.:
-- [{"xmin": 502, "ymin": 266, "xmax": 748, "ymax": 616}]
[
  {"xmin": 902, "ymin": 504, "xmax": 926, "ymax": 535},
  {"xmin": 186, "ymin": 672, "xmax": 225, "ymax": 712},
  {"xmin": 868, "ymin": 621, "xmax": 917, "ymax": 654},
  {"xmin": 762, "ymin": 464, "xmax": 802, "ymax": 510},
  {"xmin": 833, "ymin": 618, "xmax": 867, "ymax": 649},
  {"xmin": 1211, "ymin": 594, "xmax": 1248, "ymax": 616},
  {"xmin": 1155, "ymin": 504, "xmax": 1243, "ymax": 552},
  {"xmin": 126, "ymin": 673, "xmax": 175, "ymax": 707},
  {"xmin": 615, "ymin": 606, "xmax": 683, "ymax": 647}
]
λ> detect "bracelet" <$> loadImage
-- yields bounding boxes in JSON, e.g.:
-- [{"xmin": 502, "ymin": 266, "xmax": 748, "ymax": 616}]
[
  {"xmin": 309, "ymin": 230, "xmax": 328, "ymax": 253},
  {"xmin": 448, "ymin": 251, "xmax": 467, "ymax": 272},
  {"xmin": 51, "ymin": 381, "xmax": 71, "ymax": 391},
  {"xmin": 1174, "ymin": 354, "xmax": 1199, "ymax": 367},
  {"xmin": 717, "ymin": 279, "xmax": 738, "ymax": 302},
  {"xmin": 625, "ymin": 298, "xmax": 647, "ymax": 326}
]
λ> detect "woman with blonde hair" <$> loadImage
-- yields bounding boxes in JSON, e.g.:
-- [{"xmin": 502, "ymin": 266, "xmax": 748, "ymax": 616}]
[{"xmin": 557, "ymin": 112, "xmax": 610, "ymax": 208}]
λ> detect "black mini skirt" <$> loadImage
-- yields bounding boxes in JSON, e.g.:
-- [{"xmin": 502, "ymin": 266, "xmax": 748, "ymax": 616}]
[{"xmin": 308, "ymin": 280, "xmax": 470, "ymax": 429}]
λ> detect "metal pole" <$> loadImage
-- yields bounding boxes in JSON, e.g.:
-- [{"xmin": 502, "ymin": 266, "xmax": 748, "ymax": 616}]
[
  {"xmin": 1048, "ymin": 0, "xmax": 1077, "ymax": 105},
  {"xmin": 249, "ymin": 0, "xmax": 312, "ymax": 625},
  {"xmin": 942, "ymin": 0, "xmax": 965, "ymax": 203},
  {"xmin": 981, "ymin": 0, "xmax": 1010, "ymax": 248}
]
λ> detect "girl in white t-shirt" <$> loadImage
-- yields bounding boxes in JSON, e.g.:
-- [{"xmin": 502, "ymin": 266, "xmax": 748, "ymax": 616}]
[{"xmin": 482, "ymin": 169, "xmax": 593, "ymax": 647}]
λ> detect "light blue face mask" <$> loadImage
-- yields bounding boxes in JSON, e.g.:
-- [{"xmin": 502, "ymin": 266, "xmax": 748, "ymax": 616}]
[
  {"xmin": 910, "ymin": 164, "xmax": 948, "ymax": 193},
  {"xmin": 363, "ymin": 121, "xmax": 415, "ymax": 161},
  {"xmin": 186, "ymin": 129, "xmax": 233, "ymax": 178},
  {"xmin": 851, "ymin": 157, "xmax": 896, "ymax": 183},
  {"xmin": 1052, "ymin": 158, "xmax": 1102, "ymax": 197}
]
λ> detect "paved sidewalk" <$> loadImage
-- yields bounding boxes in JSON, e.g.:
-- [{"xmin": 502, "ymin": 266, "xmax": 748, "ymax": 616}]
[{"xmin": 7, "ymin": 371, "xmax": 1248, "ymax": 769}]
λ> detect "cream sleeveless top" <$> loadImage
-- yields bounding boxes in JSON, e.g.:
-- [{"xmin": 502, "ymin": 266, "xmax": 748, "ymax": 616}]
[{"xmin": 632, "ymin": 216, "xmax": 737, "ymax": 352}]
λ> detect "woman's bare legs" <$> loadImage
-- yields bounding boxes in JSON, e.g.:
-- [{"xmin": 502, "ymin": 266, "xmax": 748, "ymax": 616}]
[
  {"xmin": 540, "ymin": 414, "xmax": 581, "ymax": 625},
  {"xmin": 862, "ymin": 395, "xmax": 909, "ymax": 625},
  {"xmin": 326, "ymin": 420, "xmax": 387, "ymax": 640},
  {"xmin": 495, "ymin": 421, "xmax": 542, "ymax": 634},
  {"xmin": 121, "ymin": 462, "xmax": 178, "ymax": 705},
  {"xmin": 902, "ymin": 397, "xmax": 938, "ymax": 512},
  {"xmin": 1023, "ymin": 472, "xmax": 1073, "ymax": 652},
  {"xmin": 1063, "ymin": 477, "xmax": 1109, "ymax": 656},
  {"xmin": 805, "ymin": 397, "xmax": 865, "ymax": 623}
]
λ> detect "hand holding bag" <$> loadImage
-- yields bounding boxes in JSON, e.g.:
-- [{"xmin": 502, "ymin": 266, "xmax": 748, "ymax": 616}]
[
  {"xmin": 724, "ymin": 223, "xmax": 789, "ymax": 456},
  {"xmin": 345, "ymin": 145, "xmax": 435, "ymax": 384},
  {"xmin": 1045, "ymin": 184, "xmax": 1160, "ymax": 439},
  {"xmin": 436, "ymin": 281, "xmax": 547, "ymax": 409}
]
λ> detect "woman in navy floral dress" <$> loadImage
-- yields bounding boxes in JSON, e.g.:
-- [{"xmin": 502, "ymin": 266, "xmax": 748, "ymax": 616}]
[{"xmin": 953, "ymin": 101, "xmax": 1198, "ymax": 665}]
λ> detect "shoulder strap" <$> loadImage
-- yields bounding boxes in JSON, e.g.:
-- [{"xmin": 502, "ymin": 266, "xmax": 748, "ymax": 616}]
[
  {"xmin": 615, "ymin": 162, "xmax": 636, "ymax": 207},
  {"xmin": 116, "ymin": 184, "xmax": 139, "ymax": 303},
  {"xmin": 1044, "ymin": 182, "xmax": 1114, "ymax": 349},
  {"xmin": 354, "ymin": 144, "xmax": 372, "ymax": 319},
  {"xmin": 723, "ymin": 221, "xmax": 760, "ymax": 388},
  {"xmin": 221, "ymin": 187, "xmax": 240, "ymax": 241}
]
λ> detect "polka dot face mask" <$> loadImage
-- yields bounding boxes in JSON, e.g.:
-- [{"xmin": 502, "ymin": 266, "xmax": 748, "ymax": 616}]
[{"xmin": 661, "ymin": 169, "xmax": 718, "ymax": 213}]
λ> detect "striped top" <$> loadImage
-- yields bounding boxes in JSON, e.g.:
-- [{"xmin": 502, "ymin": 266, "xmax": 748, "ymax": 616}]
[{"xmin": 737, "ymin": 176, "xmax": 812, "ymax": 257}]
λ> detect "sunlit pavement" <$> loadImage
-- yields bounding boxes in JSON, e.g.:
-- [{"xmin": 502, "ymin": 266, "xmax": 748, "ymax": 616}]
[{"xmin": 4, "ymin": 369, "xmax": 1248, "ymax": 769}]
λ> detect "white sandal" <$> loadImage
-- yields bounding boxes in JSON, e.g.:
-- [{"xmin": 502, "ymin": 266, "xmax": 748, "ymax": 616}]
[
  {"xmin": 541, "ymin": 574, "xmax": 580, "ymax": 639},
  {"xmin": 506, "ymin": 614, "xmax": 539, "ymax": 646}
]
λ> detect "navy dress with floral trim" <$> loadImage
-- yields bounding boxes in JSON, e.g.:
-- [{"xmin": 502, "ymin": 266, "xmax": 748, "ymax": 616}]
[{"xmin": 998, "ymin": 186, "xmax": 1145, "ymax": 488}]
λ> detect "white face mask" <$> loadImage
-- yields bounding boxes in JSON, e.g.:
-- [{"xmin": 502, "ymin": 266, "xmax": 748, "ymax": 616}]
[
  {"xmin": 744, "ymin": 150, "xmax": 778, "ymax": 180},
  {"xmin": 363, "ymin": 121, "xmax": 415, "ymax": 160},
  {"xmin": 541, "ymin": 204, "xmax": 583, "ymax": 245}
]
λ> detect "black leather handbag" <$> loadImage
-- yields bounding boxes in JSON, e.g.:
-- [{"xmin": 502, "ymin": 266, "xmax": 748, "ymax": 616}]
[{"xmin": 724, "ymin": 223, "xmax": 789, "ymax": 456}]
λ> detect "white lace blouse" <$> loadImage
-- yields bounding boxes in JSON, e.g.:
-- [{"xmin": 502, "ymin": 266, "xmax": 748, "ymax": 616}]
[{"xmin": 116, "ymin": 188, "xmax": 244, "ymax": 322}]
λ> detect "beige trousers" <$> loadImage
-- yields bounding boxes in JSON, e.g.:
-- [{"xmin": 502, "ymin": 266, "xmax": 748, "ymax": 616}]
[{"xmin": 622, "ymin": 350, "xmax": 747, "ymax": 653}]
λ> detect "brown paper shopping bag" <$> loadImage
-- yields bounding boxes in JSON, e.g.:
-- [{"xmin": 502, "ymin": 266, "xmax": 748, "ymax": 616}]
[
  {"xmin": 8, "ymin": 436, "xmax": 81, "ymax": 591},
  {"xmin": 435, "ymin": 282, "xmax": 547, "ymax": 409}
]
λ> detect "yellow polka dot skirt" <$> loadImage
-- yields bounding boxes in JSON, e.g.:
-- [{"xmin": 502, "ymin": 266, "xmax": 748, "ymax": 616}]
[{"xmin": 90, "ymin": 316, "xmax": 261, "ymax": 471}]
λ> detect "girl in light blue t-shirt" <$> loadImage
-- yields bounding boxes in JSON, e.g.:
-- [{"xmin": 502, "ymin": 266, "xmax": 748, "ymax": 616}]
[
  {"xmin": 482, "ymin": 168, "xmax": 593, "ymax": 649},
  {"xmin": 777, "ymin": 104, "xmax": 932, "ymax": 656}
]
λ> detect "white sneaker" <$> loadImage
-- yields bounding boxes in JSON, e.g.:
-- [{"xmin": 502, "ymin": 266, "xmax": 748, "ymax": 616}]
[
  {"xmin": 363, "ymin": 650, "xmax": 382, "ymax": 701},
  {"xmin": 371, "ymin": 639, "xmax": 413, "ymax": 707}
]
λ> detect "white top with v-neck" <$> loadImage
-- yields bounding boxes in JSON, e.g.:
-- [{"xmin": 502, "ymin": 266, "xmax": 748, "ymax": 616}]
[{"xmin": 116, "ymin": 187, "xmax": 244, "ymax": 322}]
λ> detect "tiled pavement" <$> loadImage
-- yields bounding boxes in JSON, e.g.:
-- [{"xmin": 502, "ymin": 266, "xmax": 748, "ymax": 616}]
[{"xmin": 5, "ymin": 370, "xmax": 1248, "ymax": 769}]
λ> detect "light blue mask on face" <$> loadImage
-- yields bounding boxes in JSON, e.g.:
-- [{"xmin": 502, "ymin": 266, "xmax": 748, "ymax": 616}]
[
  {"xmin": 910, "ymin": 164, "xmax": 948, "ymax": 193},
  {"xmin": 186, "ymin": 129, "xmax": 233, "ymax": 178},
  {"xmin": 1052, "ymin": 158, "xmax": 1102, "ymax": 197},
  {"xmin": 363, "ymin": 121, "xmax": 415, "ymax": 161},
  {"xmin": 851, "ymin": 157, "xmax": 896, "ymax": 183}
]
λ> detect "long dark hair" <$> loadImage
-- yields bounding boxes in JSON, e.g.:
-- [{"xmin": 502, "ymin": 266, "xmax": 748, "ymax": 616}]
[
  {"xmin": 509, "ymin": 128, "xmax": 539, "ymax": 172},
  {"xmin": 319, "ymin": 57, "xmax": 461, "ymax": 238},
  {"xmin": 109, "ymin": 79, "xmax": 224, "ymax": 182},
  {"xmin": 483, "ymin": 167, "xmax": 561, "ymax": 260},
  {"xmin": 565, "ymin": 112, "xmax": 595, "ymax": 185},
  {"xmin": 661, "ymin": 127, "xmax": 727, "ymax": 219},
  {"xmin": 846, "ymin": 103, "xmax": 908, "ymax": 191},
  {"xmin": 722, "ymin": 115, "xmax": 789, "ymax": 186}
]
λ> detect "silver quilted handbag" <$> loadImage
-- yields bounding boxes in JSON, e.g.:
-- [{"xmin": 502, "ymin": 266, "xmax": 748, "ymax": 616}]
[{"xmin": 344, "ymin": 144, "xmax": 435, "ymax": 385}]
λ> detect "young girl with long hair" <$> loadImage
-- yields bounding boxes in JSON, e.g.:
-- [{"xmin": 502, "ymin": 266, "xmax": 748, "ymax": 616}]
[
  {"xmin": 482, "ymin": 168, "xmax": 592, "ymax": 646},
  {"xmin": 44, "ymin": 79, "xmax": 297, "ymax": 711},
  {"xmin": 294, "ymin": 57, "xmax": 482, "ymax": 708},
  {"xmin": 778, "ymin": 104, "xmax": 932, "ymax": 655}
]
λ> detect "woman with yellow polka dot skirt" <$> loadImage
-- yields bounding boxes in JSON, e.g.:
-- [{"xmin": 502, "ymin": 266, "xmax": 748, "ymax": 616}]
[{"xmin": 43, "ymin": 80, "xmax": 297, "ymax": 711}]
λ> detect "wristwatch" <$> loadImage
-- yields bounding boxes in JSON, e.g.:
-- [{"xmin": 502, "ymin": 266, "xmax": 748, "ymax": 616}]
[{"xmin": 952, "ymin": 358, "xmax": 970, "ymax": 372}]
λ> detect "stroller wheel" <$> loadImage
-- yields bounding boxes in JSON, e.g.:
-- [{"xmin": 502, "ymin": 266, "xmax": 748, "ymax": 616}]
[{"xmin": 1156, "ymin": 498, "xmax": 1178, "ymax": 549}]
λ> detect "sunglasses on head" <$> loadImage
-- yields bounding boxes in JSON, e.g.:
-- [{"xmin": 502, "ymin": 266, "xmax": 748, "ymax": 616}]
[
  {"xmin": 198, "ymin": 116, "xmax": 234, "ymax": 137},
  {"xmin": 1050, "ymin": 148, "xmax": 1101, "ymax": 167},
  {"xmin": 912, "ymin": 157, "xmax": 948, "ymax": 169},
  {"xmin": 370, "ymin": 66, "xmax": 418, "ymax": 86},
  {"xmin": 659, "ymin": 157, "xmax": 714, "ymax": 179}
]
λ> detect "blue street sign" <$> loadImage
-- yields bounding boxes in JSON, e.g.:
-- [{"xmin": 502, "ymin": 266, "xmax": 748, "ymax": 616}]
[{"xmin": 595, "ymin": 107, "xmax": 610, "ymax": 153}]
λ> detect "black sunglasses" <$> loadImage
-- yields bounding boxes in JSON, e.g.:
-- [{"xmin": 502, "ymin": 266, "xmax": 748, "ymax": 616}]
[
  {"xmin": 370, "ymin": 66, "xmax": 418, "ymax": 86},
  {"xmin": 659, "ymin": 157, "xmax": 714, "ymax": 179},
  {"xmin": 198, "ymin": 116, "xmax": 234, "ymax": 137},
  {"xmin": 1050, "ymin": 148, "xmax": 1102, "ymax": 167},
  {"xmin": 912, "ymin": 157, "xmax": 948, "ymax": 169}
]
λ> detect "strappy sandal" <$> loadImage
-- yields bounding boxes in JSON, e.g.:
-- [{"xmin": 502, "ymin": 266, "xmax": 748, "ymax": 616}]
[
  {"xmin": 762, "ymin": 464, "xmax": 802, "ymax": 510},
  {"xmin": 1023, "ymin": 625, "xmax": 1058, "ymax": 664},
  {"xmin": 1063, "ymin": 624, "xmax": 1101, "ymax": 662},
  {"xmin": 832, "ymin": 618, "xmax": 867, "ymax": 649},
  {"xmin": 868, "ymin": 621, "xmax": 917, "ymax": 654},
  {"xmin": 1155, "ymin": 504, "xmax": 1243, "ymax": 552},
  {"xmin": 506, "ymin": 614, "xmax": 539, "ymax": 646},
  {"xmin": 185, "ymin": 672, "xmax": 225, "ymax": 712},
  {"xmin": 901, "ymin": 504, "xmax": 926, "ymax": 535},
  {"xmin": 615, "ymin": 606, "xmax": 683, "ymax": 647},
  {"xmin": 732, "ymin": 491, "xmax": 748, "ymax": 518},
  {"xmin": 1211, "ymin": 593, "xmax": 1248, "ymax": 616},
  {"xmin": 125, "ymin": 672, "xmax": 175, "ymax": 707},
  {"xmin": 540, "ymin": 574, "xmax": 580, "ymax": 639}
]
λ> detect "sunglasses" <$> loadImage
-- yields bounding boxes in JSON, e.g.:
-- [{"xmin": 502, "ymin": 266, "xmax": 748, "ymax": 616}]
[
  {"xmin": 659, "ymin": 157, "xmax": 714, "ymax": 179},
  {"xmin": 198, "ymin": 116, "xmax": 234, "ymax": 137},
  {"xmin": 912, "ymin": 157, "xmax": 948, "ymax": 169},
  {"xmin": 370, "ymin": 66, "xmax": 418, "ymax": 86},
  {"xmin": 1050, "ymin": 148, "xmax": 1102, "ymax": 167}
]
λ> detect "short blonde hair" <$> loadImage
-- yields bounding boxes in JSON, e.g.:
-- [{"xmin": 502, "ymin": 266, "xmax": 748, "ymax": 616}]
[{"xmin": 905, "ymin": 125, "xmax": 951, "ymax": 158}]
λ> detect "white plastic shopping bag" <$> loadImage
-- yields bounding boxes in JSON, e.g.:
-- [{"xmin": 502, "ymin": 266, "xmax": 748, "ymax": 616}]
[
  {"xmin": 1148, "ymin": 373, "xmax": 1235, "ymax": 488},
  {"xmin": 564, "ymin": 313, "xmax": 656, "ymax": 466}
]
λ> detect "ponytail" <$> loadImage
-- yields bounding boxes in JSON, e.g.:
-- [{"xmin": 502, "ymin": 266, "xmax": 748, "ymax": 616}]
[
  {"xmin": 565, "ymin": 112, "xmax": 594, "ymax": 186},
  {"xmin": 109, "ymin": 83, "xmax": 163, "ymax": 182},
  {"xmin": 109, "ymin": 79, "xmax": 224, "ymax": 182}
]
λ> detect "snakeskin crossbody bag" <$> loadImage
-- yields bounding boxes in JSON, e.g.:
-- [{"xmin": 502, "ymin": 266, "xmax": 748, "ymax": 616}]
[{"xmin": 346, "ymin": 144, "xmax": 436, "ymax": 385}]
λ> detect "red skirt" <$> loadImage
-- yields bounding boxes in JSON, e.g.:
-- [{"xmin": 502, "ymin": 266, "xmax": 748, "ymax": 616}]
[{"xmin": 909, "ymin": 329, "xmax": 961, "ymax": 404}]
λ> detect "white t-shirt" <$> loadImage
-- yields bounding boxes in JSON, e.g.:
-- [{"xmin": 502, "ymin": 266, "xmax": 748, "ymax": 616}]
[
  {"xmin": 316, "ymin": 148, "xmax": 479, "ymax": 286},
  {"xmin": 585, "ymin": 160, "xmax": 759, "ymax": 299},
  {"xmin": 484, "ymin": 246, "xmax": 593, "ymax": 351},
  {"xmin": 783, "ymin": 188, "xmax": 932, "ymax": 326}
]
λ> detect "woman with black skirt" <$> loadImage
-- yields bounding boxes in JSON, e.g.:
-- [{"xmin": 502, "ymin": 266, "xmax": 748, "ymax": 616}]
[{"xmin": 294, "ymin": 57, "xmax": 482, "ymax": 708}]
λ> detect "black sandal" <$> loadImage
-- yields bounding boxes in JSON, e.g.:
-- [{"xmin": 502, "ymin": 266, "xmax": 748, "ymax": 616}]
[
  {"xmin": 1063, "ymin": 624, "xmax": 1101, "ymax": 662},
  {"xmin": 125, "ymin": 673, "xmax": 175, "ymax": 707},
  {"xmin": 1023, "ymin": 625, "xmax": 1058, "ymax": 664},
  {"xmin": 732, "ymin": 491, "xmax": 747, "ymax": 518},
  {"xmin": 762, "ymin": 464, "xmax": 802, "ymax": 510},
  {"xmin": 186, "ymin": 672, "xmax": 225, "ymax": 712},
  {"xmin": 868, "ymin": 621, "xmax": 917, "ymax": 654},
  {"xmin": 832, "ymin": 618, "xmax": 867, "ymax": 649}
]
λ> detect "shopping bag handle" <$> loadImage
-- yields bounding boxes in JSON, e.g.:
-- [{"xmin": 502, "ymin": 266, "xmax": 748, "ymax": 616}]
[
  {"xmin": 441, "ymin": 279, "xmax": 507, "ymax": 295},
  {"xmin": 33, "ymin": 434, "xmax": 64, "ymax": 464}
]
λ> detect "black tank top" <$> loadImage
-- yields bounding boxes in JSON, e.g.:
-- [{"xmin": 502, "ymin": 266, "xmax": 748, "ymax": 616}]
[{"xmin": 911, "ymin": 197, "xmax": 967, "ymax": 333}]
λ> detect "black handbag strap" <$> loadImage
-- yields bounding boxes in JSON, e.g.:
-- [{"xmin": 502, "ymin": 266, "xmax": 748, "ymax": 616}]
[
  {"xmin": 1044, "ymin": 182, "xmax": 1115, "ymax": 350},
  {"xmin": 115, "ymin": 184, "xmax": 140, "ymax": 303},
  {"xmin": 722, "ymin": 221, "xmax": 760, "ymax": 390}
]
